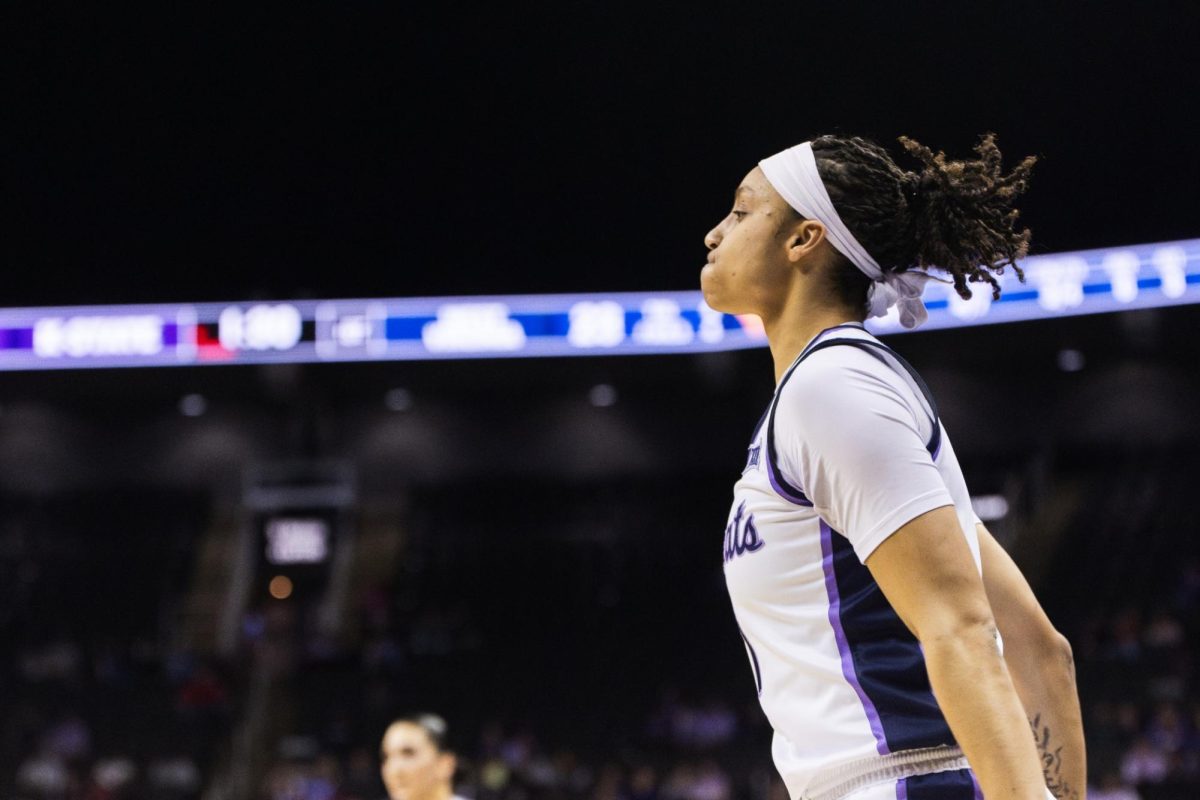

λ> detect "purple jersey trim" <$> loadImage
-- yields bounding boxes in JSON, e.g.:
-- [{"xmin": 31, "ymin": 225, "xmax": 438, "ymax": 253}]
[
  {"xmin": 764, "ymin": 445, "xmax": 814, "ymax": 506},
  {"xmin": 764, "ymin": 324, "xmax": 941, "ymax": 507},
  {"xmin": 820, "ymin": 519, "xmax": 890, "ymax": 756},
  {"xmin": 738, "ymin": 628, "xmax": 764, "ymax": 697}
]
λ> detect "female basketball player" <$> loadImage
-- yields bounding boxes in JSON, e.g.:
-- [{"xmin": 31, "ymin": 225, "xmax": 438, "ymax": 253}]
[
  {"xmin": 703, "ymin": 135, "xmax": 1084, "ymax": 800},
  {"xmin": 380, "ymin": 714, "xmax": 466, "ymax": 800}
]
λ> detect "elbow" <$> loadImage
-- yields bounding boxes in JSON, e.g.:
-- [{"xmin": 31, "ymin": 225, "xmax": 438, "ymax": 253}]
[
  {"xmin": 1048, "ymin": 629, "xmax": 1076, "ymax": 677},
  {"xmin": 920, "ymin": 613, "xmax": 1002, "ymax": 655},
  {"xmin": 1017, "ymin": 625, "xmax": 1076, "ymax": 679}
]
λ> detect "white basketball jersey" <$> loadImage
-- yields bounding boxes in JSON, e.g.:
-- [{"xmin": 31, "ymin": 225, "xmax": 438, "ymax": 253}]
[{"xmin": 722, "ymin": 323, "xmax": 982, "ymax": 799}]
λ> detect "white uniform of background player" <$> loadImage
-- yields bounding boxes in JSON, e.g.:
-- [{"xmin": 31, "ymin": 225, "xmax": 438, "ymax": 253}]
[{"xmin": 723, "ymin": 321, "xmax": 997, "ymax": 800}]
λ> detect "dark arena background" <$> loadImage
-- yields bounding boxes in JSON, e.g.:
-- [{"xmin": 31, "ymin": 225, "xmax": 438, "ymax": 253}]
[{"xmin": 4, "ymin": 5, "xmax": 1200, "ymax": 800}]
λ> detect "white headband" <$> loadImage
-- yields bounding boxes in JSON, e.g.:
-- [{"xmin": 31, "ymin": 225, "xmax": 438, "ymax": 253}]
[{"xmin": 759, "ymin": 141, "xmax": 932, "ymax": 329}]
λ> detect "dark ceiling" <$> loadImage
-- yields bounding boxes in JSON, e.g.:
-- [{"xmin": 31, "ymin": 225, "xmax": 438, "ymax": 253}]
[{"xmin": 8, "ymin": 3, "xmax": 1200, "ymax": 306}]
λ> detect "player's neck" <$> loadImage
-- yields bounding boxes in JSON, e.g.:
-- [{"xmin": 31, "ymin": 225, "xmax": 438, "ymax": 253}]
[{"xmin": 763, "ymin": 298, "xmax": 863, "ymax": 384}]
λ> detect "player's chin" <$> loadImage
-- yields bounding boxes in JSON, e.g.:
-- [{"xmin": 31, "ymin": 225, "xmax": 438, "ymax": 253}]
[
  {"xmin": 700, "ymin": 269, "xmax": 731, "ymax": 312},
  {"xmin": 701, "ymin": 283, "xmax": 744, "ymax": 316}
]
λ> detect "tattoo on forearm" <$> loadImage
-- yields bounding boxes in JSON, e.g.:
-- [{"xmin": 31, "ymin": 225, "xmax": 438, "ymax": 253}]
[{"xmin": 1030, "ymin": 713, "xmax": 1080, "ymax": 800}]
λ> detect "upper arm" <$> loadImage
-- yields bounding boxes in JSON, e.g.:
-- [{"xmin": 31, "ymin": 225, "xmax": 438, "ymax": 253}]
[{"xmin": 865, "ymin": 505, "xmax": 996, "ymax": 641}]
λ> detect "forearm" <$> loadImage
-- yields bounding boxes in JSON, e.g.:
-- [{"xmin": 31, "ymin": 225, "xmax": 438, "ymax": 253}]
[
  {"xmin": 923, "ymin": 621, "xmax": 1047, "ymax": 799},
  {"xmin": 1007, "ymin": 638, "xmax": 1086, "ymax": 800}
]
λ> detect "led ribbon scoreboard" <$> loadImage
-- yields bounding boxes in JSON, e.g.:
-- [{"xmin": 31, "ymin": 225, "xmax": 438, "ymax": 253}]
[{"xmin": 1, "ymin": 239, "xmax": 1197, "ymax": 371}]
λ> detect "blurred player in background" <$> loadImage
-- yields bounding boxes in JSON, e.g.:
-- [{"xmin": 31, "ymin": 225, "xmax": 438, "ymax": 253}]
[
  {"xmin": 702, "ymin": 135, "xmax": 1085, "ymax": 800},
  {"xmin": 380, "ymin": 714, "xmax": 466, "ymax": 800}
]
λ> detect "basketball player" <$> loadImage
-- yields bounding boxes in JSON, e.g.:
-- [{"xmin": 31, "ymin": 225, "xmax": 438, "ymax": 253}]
[
  {"xmin": 703, "ymin": 135, "xmax": 1085, "ymax": 800},
  {"xmin": 380, "ymin": 714, "xmax": 467, "ymax": 800}
]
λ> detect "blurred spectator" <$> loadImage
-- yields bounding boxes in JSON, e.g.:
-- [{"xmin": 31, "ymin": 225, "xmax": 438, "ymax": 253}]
[
  {"xmin": 16, "ymin": 753, "xmax": 70, "ymax": 797},
  {"xmin": 1145, "ymin": 703, "xmax": 1189, "ymax": 754},
  {"xmin": 43, "ymin": 713, "xmax": 92, "ymax": 761},
  {"xmin": 585, "ymin": 764, "xmax": 616, "ymax": 800},
  {"xmin": 19, "ymin": 640, "xmax": 84, "ymax": 682},
  {"xmin": 89, "ymin": 757, "xmax": 138, "ymax": 799},
  {"xmin": 177, "ymin": 664, "xmax": 229, "ymax": 712},
  {"xmin": 627, "ymin": 765, "xmax": 658, "ymax": 800},
  {"xmin": 689, "ymin": 762, "xmax": 731, "ymax": 800},
  {"xmin": 1089, "ymin": 769, "xmax": 1140, "ymax": 800},
  {"xmin": 147, "ymin": 755, "xmax": 202, "ymax": 796},
  {"xmin": 1121, "ymin": 736, "xmax": 1169, "ymax": 785},
  {"xmin": 1107, "ymin": 609, "xmax": 1143, "ymax": 663},
  {"xmin": 1144, "ymin": 610, "xmax": 1185, "ymax": 651}
]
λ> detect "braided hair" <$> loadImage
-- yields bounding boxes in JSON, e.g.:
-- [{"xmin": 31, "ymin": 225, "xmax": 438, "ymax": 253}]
[{"xmin": 808, "ymin": 133, "xmax": 1036, "ymax": 311}]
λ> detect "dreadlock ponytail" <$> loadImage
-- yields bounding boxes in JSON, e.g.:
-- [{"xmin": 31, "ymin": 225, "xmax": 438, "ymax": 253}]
[{"xmin": 809, "ymin": 133, "xmax": 1037, "ymax": 310}]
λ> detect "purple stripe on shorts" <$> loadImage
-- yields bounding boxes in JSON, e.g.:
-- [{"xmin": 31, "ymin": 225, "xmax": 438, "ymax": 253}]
[
  {"xmin": 970, "ymin": 772, "xmax": 983, "ymax": 800},
  {"xmin": 820, "ymin": 520, "xmax": 889, "ymax": 755},
  {"xmin": 896, "ymin": 776, "xmax": 909, "ymax": 800}
]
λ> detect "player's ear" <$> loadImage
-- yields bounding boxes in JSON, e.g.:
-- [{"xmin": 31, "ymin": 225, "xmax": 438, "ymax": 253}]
[
  {"xmin": 785, "ymin": 219, "xmax": 827, "ymax": 264},
  {"xmin": 437, "ymin": 752, "xmax": 456, "ymax": 781}
]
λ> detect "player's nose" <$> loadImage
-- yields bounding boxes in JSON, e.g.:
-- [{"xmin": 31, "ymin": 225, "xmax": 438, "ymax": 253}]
[{"xmin": 704, "ymin": 225, "xmax": 721, "ymax": 251}]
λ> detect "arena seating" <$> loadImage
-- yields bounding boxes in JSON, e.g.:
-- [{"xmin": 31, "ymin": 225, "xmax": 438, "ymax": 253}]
[{"xmin": 3, "ymin": 457, "xmax": 1198, "ymax": 799}]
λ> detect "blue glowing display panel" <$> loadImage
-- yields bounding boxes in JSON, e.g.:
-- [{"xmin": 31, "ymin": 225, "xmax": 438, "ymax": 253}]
[{"xmin": 0, "ymin": 239, "xmax": 1196, "ymax": 371}]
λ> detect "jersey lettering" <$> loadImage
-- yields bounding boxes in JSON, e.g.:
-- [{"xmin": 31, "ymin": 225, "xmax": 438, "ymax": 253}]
[
  {"xmin": 723, "ymin": 500, "xmax": 764, "ymax": 563},
  {"xmin": 744, "ymin": 442, "xmax": 761, "ymax": 473}
]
